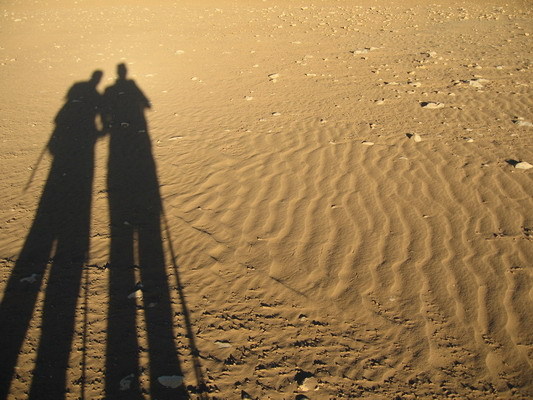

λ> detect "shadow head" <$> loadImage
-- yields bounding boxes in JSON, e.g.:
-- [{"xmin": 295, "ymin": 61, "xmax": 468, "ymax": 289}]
[
  {"xmin": 117, "ymin": 63, "xmax": 128, "ymax": 80},
  {"xmin": 90, "ymin": 70, "xmax": 103, "ymax": 86}
]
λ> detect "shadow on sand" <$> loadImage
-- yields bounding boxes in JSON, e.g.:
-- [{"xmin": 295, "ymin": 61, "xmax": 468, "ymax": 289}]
[
  {"xmin": 103, "ymin": 63, "xmax": 191, "ymax": 399},
  {"xmin": 0, "ymin": 65, "xmax": 208, "ymax": 400},
  {"xmin": 0, "ymin": 71, "xmax": 102, "ymax": 399}
]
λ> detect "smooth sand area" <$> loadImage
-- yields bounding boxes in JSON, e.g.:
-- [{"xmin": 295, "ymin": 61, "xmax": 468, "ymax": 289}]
[{"xmin": 1, "ymin": 0, "xmax": 532, "ymax": 399}]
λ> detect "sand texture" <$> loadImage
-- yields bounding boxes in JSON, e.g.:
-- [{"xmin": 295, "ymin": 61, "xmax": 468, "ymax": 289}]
[{"xmin": 1, "ymin": 0, "xmax": 532, "ymax": 399}]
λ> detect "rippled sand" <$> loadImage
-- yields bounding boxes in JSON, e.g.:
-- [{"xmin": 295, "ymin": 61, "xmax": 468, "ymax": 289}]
[{"xmin": 1, "ymin": 0, "xmax": 532, "ymax": 399}]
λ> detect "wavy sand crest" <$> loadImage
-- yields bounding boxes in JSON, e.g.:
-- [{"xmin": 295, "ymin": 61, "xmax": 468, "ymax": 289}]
[
  {"xmin": 163, "ymin": 116, "xmax": 533, "ymax": 394},
  {"xmin": 1, "ymin": 0, "xmax": 532, "ymax": 399}
]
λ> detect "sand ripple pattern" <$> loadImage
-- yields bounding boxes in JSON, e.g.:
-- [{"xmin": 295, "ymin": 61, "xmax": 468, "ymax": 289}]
[{"xmin": 160, "ymin": 116, "xmax": 533, "ymax": 396}]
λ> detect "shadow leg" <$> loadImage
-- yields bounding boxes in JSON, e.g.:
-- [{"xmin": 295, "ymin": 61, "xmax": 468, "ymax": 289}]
[
  {"xmin": 139, "ymin": 220, "xmax": 188, "ymax": 399},
  {"xmin": 29, "ymin": 260, "xmax": 83, "ymax": 399},
  {"xmin": 0, "ymin": 230, "xmax": 54, "ymax": 398},
  {"xmin": 105, "ymin": 227, "xmax": 142, "ymax": 399}
]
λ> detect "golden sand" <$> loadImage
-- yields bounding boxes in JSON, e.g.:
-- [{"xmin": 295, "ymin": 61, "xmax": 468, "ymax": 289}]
[{"xmin": 1, "ymin": 1, "xmax": 532, "ymax": 399}]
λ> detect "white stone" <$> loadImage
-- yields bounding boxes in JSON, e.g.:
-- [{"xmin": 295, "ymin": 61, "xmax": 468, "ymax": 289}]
[
  {"xmin": 513, "ymin": 120, "xmax": 533, "ymax": 127},
  {"xmin": 407, "ymin": 133, "xmax": 422, "ymax": 142},
  {"xmin": 20, "ymin": 273, "xmax": 38, "ymax": 283},
  {"xmin": 421, "ymin": 102, "xmax": 444, "ymax": 109},
  {"xmin": 127, "ymin": 290, "xmax": 142, "ymax": 299},
  {"xmin": 298, "ymin": 377, "xmax": 319, "ymax": 392},
  {"xmin": 119, "ymin": 374, "xmax": 135, "ymax": 391},
  {"xmin": 157, "ymin": 375, "xmax": 184, "ymax": 389},
  {"xmin": 515, "ymin": 161, "xmax": 533, "ymax": 170}
]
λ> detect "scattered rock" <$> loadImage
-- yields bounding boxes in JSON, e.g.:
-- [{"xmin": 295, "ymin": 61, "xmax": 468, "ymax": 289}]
[
  {"xmin": 119, "ymin": 374, "xmax": 135, "ymax": 391},
  {"xmin": 467, "ymin": 78, "xmax": 489, "ymax": 88},
  {"xmin": 157, "ymin": 375, "xmax": 184, "ymax": 389},
  {"xmin": 268, "ymin": 73, "xmax": 279, "ymax": 82},
  {"xmin": 298, "ymin": 376, "xmax": 319, "ymax": 392},
  {"xmin": 406, "ymin": 133, "xmax": 422, "ymax": 142},
  {"xmin": 127, "ymin": 281, "xmax": 144, "ymax": 299},
  {"xmin": 175, "ymin": 50, "xmax": 185, "ymax": 55},
  {"xmin": 127, "ymin": 290, "xmax": 142, "ymax": 299},
  {"xmin": 272, "ymin": 112, "xmax": 281, "ymax": 116},
  {"xmin": 351, "ymin": 47, "xmax": 378, "ymax": 55},
  {"xmin": 20, "ymin": 273, "xmax": 38, "ymax": 283},
  {"xmin": 515, "ymin": 161, "xmax": 533, "ymax": 170},
  {"xmin": 513, "ymin": 119, "xmax": 533, "ymax": 127},
  {"xmin": 244, "ymin": 96, "xmax": 253, "ymax": 101},
  {"xmin": 241, "ymin": 390, "xmax": 253, "ymax": 399},
  {"xmin": 507, "ymin": 159, "xmax": 533, "ymax": 170},
  {"xmin": 420, "ymin": 101, "xmax": 444, "ymax": 109},
  {"xmin": 215, "ymin": 341, "xmax": 232, "ymax": 348},
  {"xmin": 362, "ymin": 141, "xmax": 374, "ymax": 146},
  {"xmin": 294, "ymin": 370, "xmax": 314, "ymax": 386}
]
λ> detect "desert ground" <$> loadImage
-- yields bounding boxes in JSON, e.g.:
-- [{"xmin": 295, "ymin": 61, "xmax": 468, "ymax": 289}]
[{"xmin": 0, "ymin": 0, "xmax": 532, "ymax": 399}]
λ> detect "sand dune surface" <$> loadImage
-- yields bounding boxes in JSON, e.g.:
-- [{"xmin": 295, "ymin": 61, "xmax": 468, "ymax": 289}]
[{"xmin": 1, "ymin": 0, "xmax": 532, "ymax": 399}]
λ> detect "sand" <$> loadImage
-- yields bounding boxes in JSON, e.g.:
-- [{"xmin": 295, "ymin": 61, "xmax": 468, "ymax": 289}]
[{"xmin": 0, "ymin": 0, "xmax": 532, "ymax": 399}]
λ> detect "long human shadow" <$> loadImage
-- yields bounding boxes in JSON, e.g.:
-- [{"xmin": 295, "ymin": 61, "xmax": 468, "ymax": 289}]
[
  {"xmin": 0, "ymin": 71, "xmax": 102, "ymax": 399},
  {"xmin": 104, "ymin": 63, "xmax": 204, "ymax": 399}
]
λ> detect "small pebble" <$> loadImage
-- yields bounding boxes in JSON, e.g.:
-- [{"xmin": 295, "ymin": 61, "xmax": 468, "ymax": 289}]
[
  {"xmin": 119, "ymin": 374, "xmax": 135, "ymax": 391},
  {"xmin": 157, "ymin": 375, "xmax": 184, "ymax": 389},
  {"xmin": 515, "ymin": 161, "xmax": 533, "ymax": 170},
  {"xmin": 513, "ymin": 119, "xmax": 533, "ymax": 127},
  {"xmin": 20, "ymin": 274, "xmax": 38, "ymax": 283},
  {"xmin": 420, "ymin": 101, "xmax": 444, "ymax": 109},
  {"xmin": 407, "ymin": 133, "xmax": 422, "ymax": 142}
]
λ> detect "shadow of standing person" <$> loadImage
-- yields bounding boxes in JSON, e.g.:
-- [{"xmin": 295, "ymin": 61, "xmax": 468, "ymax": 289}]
[
  {"xmin": 0, "ymin": 71, "xmax": 103, "ymax": 399},
  {"xmin": 103, "ymin": 63, "xmax": 187, "ymax": 399}
]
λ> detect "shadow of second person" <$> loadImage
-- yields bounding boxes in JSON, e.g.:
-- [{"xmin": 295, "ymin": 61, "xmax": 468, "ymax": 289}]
[
  {"xmin": 103, "ymin": 63, "xmax": 188, "ymax": 399},
  {"xmin": 0, "ymin": 70, "xmax": 102, "ymax": 400}
]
